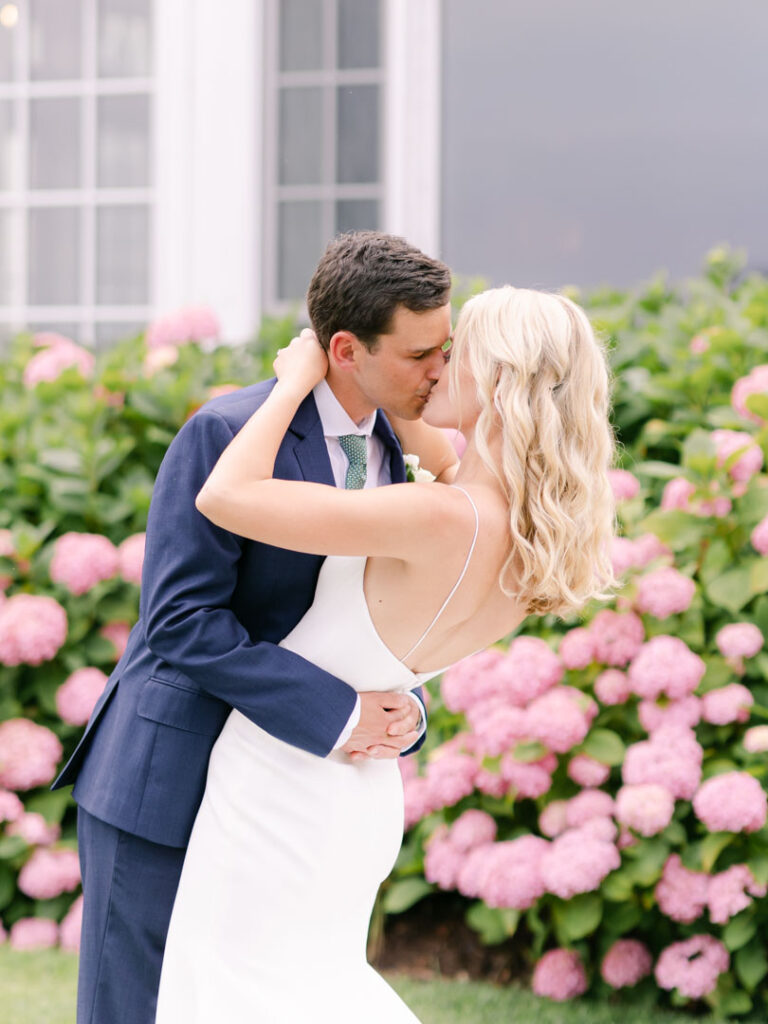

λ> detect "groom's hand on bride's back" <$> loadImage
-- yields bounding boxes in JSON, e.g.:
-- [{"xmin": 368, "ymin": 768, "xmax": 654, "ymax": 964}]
[{"xmin": 341, "ymin": 693, "xmax": 420, "ymax": 762}]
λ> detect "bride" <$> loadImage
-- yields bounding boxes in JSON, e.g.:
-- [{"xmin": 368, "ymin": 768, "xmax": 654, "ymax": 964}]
[{"xmin": 155, "ymin": 285, "xmax": 616, "ymax": 1022}]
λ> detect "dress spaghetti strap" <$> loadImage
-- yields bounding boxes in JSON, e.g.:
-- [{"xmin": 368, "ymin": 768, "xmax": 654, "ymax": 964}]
[{"xmin": 399, "ymin": 485, "xmax": 480, "ymax": 665}]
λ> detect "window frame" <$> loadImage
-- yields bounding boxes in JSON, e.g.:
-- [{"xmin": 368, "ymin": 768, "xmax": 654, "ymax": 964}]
[{"xmin": 0, "ymin": 0, "xmax": 155, "ymax": 346}]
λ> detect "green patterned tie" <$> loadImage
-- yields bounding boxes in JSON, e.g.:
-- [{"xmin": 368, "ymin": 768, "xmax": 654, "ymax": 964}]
[{"xmin": 338, "ymin": 434, "xmax": 367, "ymax": 490}]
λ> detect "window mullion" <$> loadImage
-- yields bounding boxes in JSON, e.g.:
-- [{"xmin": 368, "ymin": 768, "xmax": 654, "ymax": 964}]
[
  {"xmin": 15, "ymin": 0, "xmax": 30, "ymax": 319},
  {"xmin": 81, "ymin": 0, "xmax": 97, "ymax": 346},
  {"xmin": 323, "ymin": 0, "xmax": 336, "ymax": 242}
]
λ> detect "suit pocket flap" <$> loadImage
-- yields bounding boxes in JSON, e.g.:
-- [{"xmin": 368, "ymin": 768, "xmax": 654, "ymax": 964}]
[{"xmin": 136, "ymin": 677, "xmax": 228, "ymax": 736}]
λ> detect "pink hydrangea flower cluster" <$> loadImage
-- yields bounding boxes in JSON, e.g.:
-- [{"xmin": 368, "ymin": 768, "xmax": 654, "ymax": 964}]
[
  {"xmin": 532, "ymin": 948, "xmax": 588, "ymax": 1001},
  {"xmin": 743, "ymin": 725, "xmax": 768, "ymax": 752},
  {"xmin": 449, "ymin": 809, "xmax": 497, "ymax": 851},
  {"xmin": 558, "ymin": 628, "xmax": 595, "ymax": 669},
  {"xmin": 751, "ymin": 514, "xmax": 768, "ymax": 556},
  {"xmin": 441, "ymin": 650, "xmax": 506, "ymax": 713},
  {"xmin": 539, "ymin": 825, "xmax": 620, "ymax": 898},
  {"xmin": 623, "ymin": 725, "xmax": 703, "ymax": 799},
  {"xmin": 567, "ymin": 754, "xmax": 610, "ymax": 787},
  {"xmin": 700, "ymin": 683, "xmax": 753, "ymax": 725},
  {"xmin": 708, "ymin": 864, "xmax": 766, "ymax": 924},
  {"xmin": 0, "ymin": 718, "xmax": 63, "ymax": 790},
  {"xmin": 17, "ymin": 847, "xmax": 81, "ymax": 899},
  {"xmin": 56, "ymin": 667, "xmax": 108, "ymax": 726},
  {"xmin": 143, "ymin": 345, "xmax": 179, "ymax": 377},
  {"xmin": 638, "ymin": 695, "xmax": 701, "ymax": 733},
  {"xmin": 654, "ymin": 934, "xmax": 729, "ymax": 999},
  {"xmin": 422, "ymin": 751, "xmax": 478, "ymax": 813},
  {"xmin": 693, "ymin": 771, "xmax": 767, "ymax": 833},
  {"xmin": 9, "ymin": 916, "xmax": 59, "ymax": 950},
  {"xmin": 100, "ymin": 621, "xmax": 131, "ymax": 660},
  {"xmin": 608, "ymin": 469, "xmax": 640, "ymax": 501},
  {"xmin": 594, "ymin": 668, "xmax": 631, "ymax": 706},
  {"xmin": 0, "ymin": 788, "xmax": 24, "ymax": 822},
  {"xmin": 564, "ymin": 788, "xmax": 614, "ymax": 827},
  {"xmin": 627, "ymin": 636, "xmax": 705, "ymax": 700},
  {"xmin": 496, "ymin": 750, "xmax": 557, "ymax": 799},
  {"xmin": 656, "ymin": 854, "xmax": 766, "ymax": 927},
  {"xmin": 715, "ymin": 623, "xmax": 763, "ymax": 676},
  {"xmin": 145, "ymin": 306, "xmax": 220, "ymax": 349},
  {"xmin": 539, "ymin": 800, "xmax": 568, "ymax": 837},
  {"xmin": 118, "ymin": 534, "xmax": 146, "ymax": 585},
  {"xmin": 456, "ymin": 836, "xmax": 548, "ymax": 909},
  {"xmin": 23, "ymin": 333, "xmax": 95, "ymax": 389},
  {"xmin": 589, "ymin": 610, "xmax": 644, "ymax": 667},
  {"xmin": 601, "ymin": 938, "xmax": 653, "ymax": 988},
  {"xmin": 615, "ymin": 783, "xmax": 674, "ymax": 836},
  {"xmin": 50, "ymin": 532, "xmax": 119, "ymax": 595},
  {"xmin": 634, "ymin": 567, "xmax": 695, "ymax": 618},
  {"xmin": 525, "ymin": 687, "xmax": 593, "ymax": 754},
  {"xmin": 732, "ymin": 364, "xmax": 768, "ymax": 424},
  {"xmin": 7, "ymin": 811, "xmax": 60, "ymax": 846},
  {"xmin": 500, "ymin": 636, "xmax": 564, "ymax": 704},
  {"xmin": 661, "ymin": 476, "xmax": 732, "ymax": 518},
  {"xmin": 59, "ymin": 893, "xmax": 83, "ymax": 952},
  {"xmin": 610, "ymin": 534, "xmax": 672, "ymax": 577},
  {"xmin": 656, "ymin": 854, "xmax": 709, "ymax": 923},
  {"xmin": 0, "ymin": 594, "xmax": 68, "ymax": 666},
  {"xmin": 468, "ymin": 703, "xmax": 527, "ymax": 758},
  {"xmin": 711, "ymin": 429, "xmax": 764, "ymax": 482}
]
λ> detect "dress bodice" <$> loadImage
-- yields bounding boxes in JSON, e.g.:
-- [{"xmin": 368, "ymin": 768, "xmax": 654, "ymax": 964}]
[{"xmin": 279, "ymin": 555, "xmax": 446, "ymax": 693}]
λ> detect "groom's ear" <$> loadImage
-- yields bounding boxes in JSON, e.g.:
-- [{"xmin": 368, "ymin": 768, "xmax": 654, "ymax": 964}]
[{"xmin": 328, "ymin": 330, "xmax": 364, "ymax": 370}]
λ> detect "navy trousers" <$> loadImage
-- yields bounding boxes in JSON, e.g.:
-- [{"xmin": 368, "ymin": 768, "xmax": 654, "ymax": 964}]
[{"xmin": 76, "ymin": 808, "xmax": 186, "ymax": 1024}]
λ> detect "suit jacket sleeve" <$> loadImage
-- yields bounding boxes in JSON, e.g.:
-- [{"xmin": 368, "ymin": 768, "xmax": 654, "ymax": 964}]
[{"xmin": 140, "ymin": 407, "xmax": 358, "ymax": 758}]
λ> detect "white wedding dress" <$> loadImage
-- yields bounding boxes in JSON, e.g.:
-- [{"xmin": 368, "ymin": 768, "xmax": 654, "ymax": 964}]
[{"xmin": 156, "ymin": 493, "xmax": 478, "ymax": 1023}]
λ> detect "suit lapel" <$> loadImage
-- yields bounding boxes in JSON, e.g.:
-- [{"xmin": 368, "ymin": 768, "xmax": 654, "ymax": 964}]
[
  {"xmin": 374, "ymin": 411, "xmax": 406, "ymax": 484},
  {"xmin": 288, "ymin": 393, "xmax": 335, "ymax": 486}
]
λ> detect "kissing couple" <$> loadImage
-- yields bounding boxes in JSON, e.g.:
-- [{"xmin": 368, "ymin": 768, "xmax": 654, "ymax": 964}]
[{"xmin": 55, "ymin": 231, "xmax": 616, "ymax": 1023}]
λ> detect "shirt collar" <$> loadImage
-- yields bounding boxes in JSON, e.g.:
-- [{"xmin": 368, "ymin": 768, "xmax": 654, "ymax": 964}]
[{"xmin": 312, "ymin": 378, "xmax": 376, "ymax": 438}]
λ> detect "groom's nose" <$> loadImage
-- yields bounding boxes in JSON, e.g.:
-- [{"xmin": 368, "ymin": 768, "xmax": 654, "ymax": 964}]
[{"xmin": 424, "ymin": 349, "xmax": 445, "ymax": 382}]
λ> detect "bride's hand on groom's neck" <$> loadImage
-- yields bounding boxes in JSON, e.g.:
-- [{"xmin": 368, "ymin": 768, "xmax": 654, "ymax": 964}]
[{"xmin": 273, "ymin": 329, "xmax": 328, "ymax": 398}]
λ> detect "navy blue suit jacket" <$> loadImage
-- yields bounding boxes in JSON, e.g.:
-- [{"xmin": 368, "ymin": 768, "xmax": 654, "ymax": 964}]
[{"xmin": 54, "ymin": 381, "xmax": 425, "ymax": 847}]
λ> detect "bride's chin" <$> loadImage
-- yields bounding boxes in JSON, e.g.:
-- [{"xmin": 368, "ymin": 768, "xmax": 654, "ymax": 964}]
[{"xmin": 421, "ymin": 402, "xmax": 457, "ymax": 430}]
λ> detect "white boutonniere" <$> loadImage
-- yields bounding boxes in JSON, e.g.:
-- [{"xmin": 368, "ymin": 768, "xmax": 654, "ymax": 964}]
[{"xmin": 404, "ymin": 454, "xmax": 436, "ymax": 483}]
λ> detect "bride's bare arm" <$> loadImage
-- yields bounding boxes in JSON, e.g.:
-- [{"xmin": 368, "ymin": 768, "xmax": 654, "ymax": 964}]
[
  {"xmin": 195, "ymin": 333, "xmax": 468, "ymax": 558},
  {"xmin": 386, "ymin": 414, "xmax": 460, "ymax": 484}
]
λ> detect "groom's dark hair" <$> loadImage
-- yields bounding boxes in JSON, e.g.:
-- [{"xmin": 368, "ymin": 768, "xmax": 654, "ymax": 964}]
[{"xmin": 307, "ymin": 231, "xmax": 451, "ymax": 352}]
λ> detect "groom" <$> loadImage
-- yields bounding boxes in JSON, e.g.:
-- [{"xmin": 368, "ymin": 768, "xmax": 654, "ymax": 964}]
[{"xmin": 53, "ymin": 231, "xmax": 453, "ymax": 1024}]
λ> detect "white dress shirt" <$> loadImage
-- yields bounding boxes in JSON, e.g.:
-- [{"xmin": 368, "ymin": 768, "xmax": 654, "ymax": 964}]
[{"xmin": 311, "ymin": 379, "xmax": 426, "ymax": 752}]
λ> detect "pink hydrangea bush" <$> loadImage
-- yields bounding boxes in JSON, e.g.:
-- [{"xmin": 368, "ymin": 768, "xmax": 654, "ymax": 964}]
[
  {"xmin": 118, "ymin": 533, "xmax": 146, "ymax": 585},
  {"xmin": 50, "ymin": 532, "xmax": 120, "ymax": 595},
  {"xmin": 17, "ymin": 847, "xmax": 81, "ymax": 899},
  {"xmin": 654, "ymin": 935, "xmax": 729, "ymax": 999},
  {"xmin": 692, "ymin": 771, "xmax": 767, "ymax": 833},
  {"xmin": 732, "ymin": 364, "xmax": 768, "ymax": 422},
  {"xmin": 56, "ymin": 668, "xmax": 108, "ymax": 726},
  {"xmin": 532, "ymin": 949, "xmax": 588, "ymax": 1001},
  {"xmin": 0, "ymin": 595, "xmax": 67, "ymax": 666},
  {"xmin": 9, "ymin": 917, "xmax": 59, "ymax": 951},
  {"xmin": 23, "ymin": 334, "xmax": 94, "ymax": 389},
  {"xmin": 601, "ymin": 939, "xmax": 653, "ymax": 988},
  {"xmin": 0, "ymin": 719, "xmax": 62, "ymax": 790}
]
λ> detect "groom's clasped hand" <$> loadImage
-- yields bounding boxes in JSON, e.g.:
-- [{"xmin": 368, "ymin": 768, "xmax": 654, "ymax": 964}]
[{"xmin": 274, "ymin": 328, "xmax": 423, "ymax": 763}]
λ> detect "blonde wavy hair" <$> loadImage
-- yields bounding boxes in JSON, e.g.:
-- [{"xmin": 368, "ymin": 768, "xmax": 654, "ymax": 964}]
[{"xmin": 450, "ymin": 286, "xmax": 617, "ymax": 616}]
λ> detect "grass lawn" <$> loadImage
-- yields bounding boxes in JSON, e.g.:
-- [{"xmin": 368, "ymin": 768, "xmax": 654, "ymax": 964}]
[{"xmin": 0, "ymin": 948, "xmax": 759, "ymax": 1024}]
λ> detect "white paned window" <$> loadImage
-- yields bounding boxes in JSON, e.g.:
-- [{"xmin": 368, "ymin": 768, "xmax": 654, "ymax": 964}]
[
  {"xmin": 263, "ymin": 0, "xmax": 384, "ymax": 308},
  {"xmin": 0, "ymin": 0, "xmax": 153, "ymax": 347}
]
